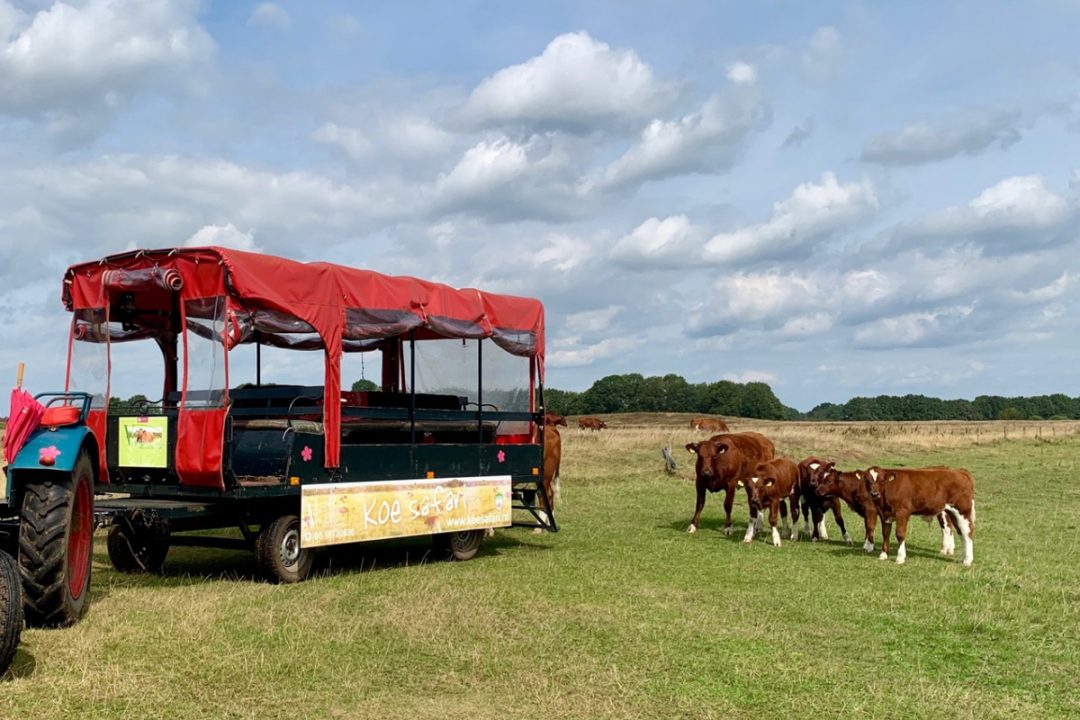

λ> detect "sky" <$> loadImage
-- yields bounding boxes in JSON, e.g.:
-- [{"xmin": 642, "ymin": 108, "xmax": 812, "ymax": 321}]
[{"xmin": 1, "ymin": 0, "xmax": 1079, "ymax": 413}]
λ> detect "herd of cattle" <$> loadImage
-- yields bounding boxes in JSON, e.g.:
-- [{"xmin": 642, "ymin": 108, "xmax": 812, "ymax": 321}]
[
  {"xmin": 541, "ymin": 414, "xmax": 976, "ymax": 566},
  {"xmin": 685, "ymin": 429, "xmax": 976, "ymax": 566}
]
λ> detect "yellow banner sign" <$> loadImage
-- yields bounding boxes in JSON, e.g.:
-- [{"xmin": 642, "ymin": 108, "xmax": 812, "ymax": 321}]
[
  {"xmin": 300, "ymin": 475, "xmax": 512, "ymax": 548},
  {"xmin": 117, "ymin": 416, "xmax": 169, "ymax": 468}
]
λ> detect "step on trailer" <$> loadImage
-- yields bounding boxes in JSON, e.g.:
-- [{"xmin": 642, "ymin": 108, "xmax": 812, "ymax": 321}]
[{"xmin": 0, "ymin": 247, "xmax": 557, "ymax": 627}]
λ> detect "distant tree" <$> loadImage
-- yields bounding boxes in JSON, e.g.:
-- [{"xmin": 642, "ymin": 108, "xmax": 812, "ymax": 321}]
[
  {"xmin": 351, "ymin": 379, "xmax": 379, "ymax": 392},
  {"xmin": 738, "ymin": 382, "xmax": 785, "ymax": 420},
  {"xmin": 998, "ymin": 407, "xmax": 1026, "ymax": 420}
]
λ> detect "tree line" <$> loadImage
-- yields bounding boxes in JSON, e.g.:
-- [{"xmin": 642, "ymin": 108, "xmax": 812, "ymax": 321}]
[{"xmin": 541, "ymin": 374, "xmax": 1080, "ymax": 421}]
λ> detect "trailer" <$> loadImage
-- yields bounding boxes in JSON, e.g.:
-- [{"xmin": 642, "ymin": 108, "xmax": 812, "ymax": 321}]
[{"xmin": 0, "ymin": 247, "xmax": 556, "ymax": 627}]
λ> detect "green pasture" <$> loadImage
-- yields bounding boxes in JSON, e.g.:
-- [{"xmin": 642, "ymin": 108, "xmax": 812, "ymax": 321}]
[{"xmin": 1, "ymin": 420, "xmax": 1078, "ymax": 719}]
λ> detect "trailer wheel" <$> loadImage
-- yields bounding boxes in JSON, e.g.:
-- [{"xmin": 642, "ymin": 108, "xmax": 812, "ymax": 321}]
[
  {"xmin": 255, "ymin": 515, "xmax": 313, "ymax": 583},
  {"xmin": 434, "ymin": 529, "xmax": 484, "ymax": 561},
  {"xmin": 18, "ymin": 451, "xmax": 95, "ymax": 627},
  {"xmin": 0, "ymin": 550, "xmax": 23, "ymax": 675},
  {"xmin": 107, "ymin": 525, "xmax": 169, "ymax": 574}
]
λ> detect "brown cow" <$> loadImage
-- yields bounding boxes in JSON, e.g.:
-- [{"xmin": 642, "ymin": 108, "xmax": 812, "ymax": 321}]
[
  {"xmin": 793, "ymin": 457, "xmax": 851, "ymax": 544},
  {"xmin": 740, "ymin": 457, "xmax": 798, "ymax": 546},
  {"xmin": 545, "ymin": 412, "xmax": 567, "ymax": 427},
  {"xmin": 810, "ymin": 464, "xmax": 880, "ymax": 553},
  {"xmin": 578, "ymin": 416, "xmax": 608, "ymax": 431},
  {"xmin": 863, "ymin": 466, "xmax": 975, "ymax": 566},
  {"xmin": 684, "ymin": 432, "xmax": 775, "ymax": 535},
  {"xmin": 534, "ymin": 423, "xmax": 562, "ymax": 533},
  {"xmin": 690, "ymin": 417, "xmax": 729, "ymax": 433}
]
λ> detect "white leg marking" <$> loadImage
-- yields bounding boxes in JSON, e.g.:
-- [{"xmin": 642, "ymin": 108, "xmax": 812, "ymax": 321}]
[
  {"xmin": 771, "ymin": 526, "xmax": 781, "ymax": 547},
  {"xmin": 843, "ymin": 532, "xmax": 853, "ymax": 545},
  {"xmin": 896, "ymin": 541, "xmax": 906, "ymax": 565},
  {"xmin": 755, "ymin": 514, "xmax": 764, "ymax": 532},
  {"xmin": 722, "ymin": 524, "xmax": 732, "ymax": 536},
  {"xmin": 878, "ymin": 550, "xmax": 888, "ymax": 561},
  {"xmin": 790, "ymin": 524, "xmax": 799, "ymax": 542},
  {"xmin": 940, "ymin": 521, "xmax": 955, "ymax": 556},
  {"xmin": 863, "ymin": 538, "xmax": 874, "ymax": 553},
  {"xmin": 817, "ymin": 521, "xmax": 829, "ymax": 541},
  {"xmin": 743, "ymin": 522, "xmax": 756, "ymax": 543},
  {"xmin": 687, "ymin": 524, "xmax": 697, "ymax": 534}
]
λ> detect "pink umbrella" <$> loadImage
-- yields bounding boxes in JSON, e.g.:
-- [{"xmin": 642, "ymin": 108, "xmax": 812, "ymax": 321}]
[{"xmin": 4, "ymin": 363, "xmax": 44, "ymax": 464}]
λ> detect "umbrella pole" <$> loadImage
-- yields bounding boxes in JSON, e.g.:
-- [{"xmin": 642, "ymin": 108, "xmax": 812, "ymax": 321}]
[{"xmin": 16, "ymin": 361, "xmax": 24, "ymax": 389}]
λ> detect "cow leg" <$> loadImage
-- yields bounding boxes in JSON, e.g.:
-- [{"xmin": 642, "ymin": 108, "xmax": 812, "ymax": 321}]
[
  {"xmin": 788, "ymin": 498, "xmax": 799, "ymax": 541},
  {"xmin": 688, "ymin": 484, "xmax": 707, "ymax": 533},
  {"xmin": 810, "ymin": 504, "xmax": 824, "ymax": 542},
  {"xmin": 863, "ymin": 507, "xmax": 877, "ymax": 553},
  {"xmin": 722, "ymin": 485, "xmax": 736, "ymax": 536},
  {"xmin": 832, "ymin": 499, "xmax": 851, "ymax": 545},
  {"xmin": 945, "ymin": 503, "xmax": 974, "ymax": 567},
  {"xmin": 879, "ymin": 518, "xmax": 892, "ymax": 561},
  {"xmin": 800, "ymin": 499, "xmax": 812, "ymax": 538},
  {"xmin": 815, "ymin": 499, "xmax": 830, "ymax": 541},
  {"xmin": 770, "ymin": 503, "xmax": 782, "ymax": 547},
  {"xmin": 894, "ymin": 512, "xmax": 910, "ymax": 565},
  {"xmin": 939, "ymin": 511, "xmax": 956, "ymax": 556}
]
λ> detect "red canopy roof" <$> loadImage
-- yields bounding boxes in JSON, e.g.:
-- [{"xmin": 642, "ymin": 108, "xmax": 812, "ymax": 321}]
[{"xmin": 64, "ymin": 247, "xmax": 545, "ymax": 360}]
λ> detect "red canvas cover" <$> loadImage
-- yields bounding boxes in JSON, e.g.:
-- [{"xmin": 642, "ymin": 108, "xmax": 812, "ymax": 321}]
[{"xmin": 63, "ymin": 248, "xmax": 545, "ymax": 471}]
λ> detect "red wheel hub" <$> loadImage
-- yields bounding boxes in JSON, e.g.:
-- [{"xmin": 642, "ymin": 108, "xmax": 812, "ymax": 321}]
[{"xmin": 67, "ymin": 476, "xmax": 92, "ymax": 599}]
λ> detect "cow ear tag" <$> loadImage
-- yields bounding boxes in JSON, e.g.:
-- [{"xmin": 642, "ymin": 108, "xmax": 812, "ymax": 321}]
[
  {"xmin": 887, "ymin": 474, "xmax": 896, "ymax": 482},
  {"xmin": 737, "ymin": 480, "xmax": 744, "ymax": 488}
]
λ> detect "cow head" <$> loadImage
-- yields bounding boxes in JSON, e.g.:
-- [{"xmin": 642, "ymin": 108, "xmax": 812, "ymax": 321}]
[
  {"xmin": 545, "ymin": 412, "xmax": 567, "ymax": 427},
  {"xmin": 686, "ymin": 439, "xmax": 728, "ymax": 481},
  {"xmin": 864, "ymin": 466, "xmax": 891, "ymax": 499},
  {"xmin": 740, "ymin": 464, "xmax": 776, "ymax": 511},
  {"xmin": 809, "ymin": 461, "xmax": 838, "ymax": 496}
]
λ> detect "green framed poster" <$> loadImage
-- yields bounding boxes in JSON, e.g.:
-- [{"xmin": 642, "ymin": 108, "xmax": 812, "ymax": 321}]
[{"xmin": 118, "ymin": 416, "xmax": 169, "ymax": 468}]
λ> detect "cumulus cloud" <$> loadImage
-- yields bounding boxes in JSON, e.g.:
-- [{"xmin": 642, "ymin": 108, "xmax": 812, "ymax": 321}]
[
  {"xmin": 853, "ymin": 304, "xmax": 976, "ymax": 349},
  {"xmin": 905, "ymin": 175, "xmax": 1073, "ymax": 250},
  {"xmin": 610, "ymin": 215, "xmax": 704, "ymax": 269},
  {"xmin": 597, "ymin": 89, "xmax": 767, "ymax": 190},
  {"xmin": 1009, "ymin": 273, "xmax": 1070, "ymax": 303},
  {"xmin": 722, "ymin": 370, "xmax": 778, "ymax": 383},
  {"xmin": 314, "ymin": 116, "xmax": 451, "ymax": 163},
  {"xmin": 564, "ymin": 305, "xmax": 624, "ymax": 334},
  {"xmin": 702, "ymin": 172, "xmax": 877, "ymax": 265},
  {"xmin": 248, "ymin": 3, "xmax": 290, "ymax": 30},
  {"xmin": 547, "ymin": 335, "xmax": 639, "ymax": 368},
  {"xmin": 726, "ymin": 61, "xmax": 757, "ymax": 85},
  {"xmin": 0, "ymin": 0, "xmax": 214, "ymax": 142},
  {"xmin": 185, "ymin": 223, "xmax": 261, "ymax": 252},
  {"xmin": 861, "ymin": 108, "xmax": 1024, "ymax": 166},
  {"xmin": 458, "ymin": 31, "xmax": 675, "ymax": 132}
]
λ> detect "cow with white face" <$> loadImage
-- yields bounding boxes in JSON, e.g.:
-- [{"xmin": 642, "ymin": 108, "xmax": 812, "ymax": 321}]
[{"xmin": 739, "ymin": 457, "xmax": 799, "ymax": 547}]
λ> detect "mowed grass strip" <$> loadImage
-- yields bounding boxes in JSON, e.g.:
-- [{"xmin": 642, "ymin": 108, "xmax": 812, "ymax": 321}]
[{"xmin": 1, "ymin": 420, "xmax": 1078, "ymax": 719}]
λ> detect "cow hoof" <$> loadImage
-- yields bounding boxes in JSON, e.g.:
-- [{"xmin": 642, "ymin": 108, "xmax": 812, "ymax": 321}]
[
  {"xmin": 863, "ymin": 540, "xmax": 874, "ymax": 553},
  {"xmin": 810, "ymin": 537, "xmax": 818, "ymax": 543},
  {"xmin": 789, "ymin": 532, "xmax": 798, "ymax": 542},
  {"xmin": 772, "ymin": 539, "xmax": 781, "ymax": 548},
  {"xmin": 844, "ymin": 535, "xmax": 853, "ymax": 546},
  {"xmin": 742, "ymin": 535, "xmax": 753, "ymax": 544},
  {"xmin": 895, "ymin": 557, "xmax": 905, "ymax": 565},
  {"xmin": 722, "ymin": 526, "xmax": 733, "ymax": 536},
  {"xmin": 963, "ymin": 558, "xmax": 973, "ymax": 567},
  {"xmin": 531, "ymin": 527, "xmax": 543, "ymax": 535},
  {"xmin": 485, "ymin": 528, "xmax": 496, "ymax": 538},
  {"xmin": 687, "ymin": 525, "xmax": 697, "ymax": 534},
  {"xmin": 878, "ymin": 552, "xmax": 888, "ymax": 561}
]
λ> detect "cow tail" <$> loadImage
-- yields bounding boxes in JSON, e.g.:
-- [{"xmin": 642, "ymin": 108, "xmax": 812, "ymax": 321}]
[{"xmin": 970, "ymin": 498, "xmax": 975, "ymax": 524}]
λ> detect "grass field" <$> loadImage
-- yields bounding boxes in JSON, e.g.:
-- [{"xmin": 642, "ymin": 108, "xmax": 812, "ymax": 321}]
[{"xmin": 2, "ymin": 417, "xmax": 1079, "ymax": 719}]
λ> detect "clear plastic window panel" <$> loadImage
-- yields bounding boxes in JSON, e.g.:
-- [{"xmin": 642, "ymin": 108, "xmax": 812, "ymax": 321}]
[
  {"xmin": 182, "ymin": 297, "xmax": 227, "ymax": 407},
  {"xmin": 68, "ymin": 308, "xmax": 108, "ymax": 409}
]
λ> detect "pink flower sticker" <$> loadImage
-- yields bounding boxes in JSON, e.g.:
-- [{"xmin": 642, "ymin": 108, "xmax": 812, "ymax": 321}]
[
  {"xmin": 496, "ymin": 450, "xmax": 506, "ymax": 463},
  {"xmin": 40, "ymin": 446, "xmax": 62, "ymax": 462},
  {"xmin": 301, "ymin": 445, "xmax": 313, "ymax": 462}
]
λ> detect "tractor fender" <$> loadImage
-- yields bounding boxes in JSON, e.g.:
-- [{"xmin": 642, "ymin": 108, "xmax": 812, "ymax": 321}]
[{"xmin": 6, "ymin": 425, "xmax": 97, "ymax": 500}]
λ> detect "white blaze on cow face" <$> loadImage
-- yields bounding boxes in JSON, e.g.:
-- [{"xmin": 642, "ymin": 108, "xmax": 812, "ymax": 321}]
[
  {"xmin": 896, "ymin": 541, "xmax": 907, "ymax": 565},
  {"xmin": 771, "ymin": 526, "xmax": 781, "ymax": 547}
]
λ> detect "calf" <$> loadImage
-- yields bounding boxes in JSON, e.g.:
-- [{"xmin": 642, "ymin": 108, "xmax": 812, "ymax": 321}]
[
  {"xmin": 578, "ymin": 416, "xmax": 608, "ymax": 431},
  {"xmin": 863, "ymin": 466, "xmax": 976, "ymax": 566},
  {"xmin": 740, "ymin": 458, "xmax": 799, "ymax": 547},
  {"xmin": 793, "ymin": 457, "xmax": 851, "ymax": 544},
  {"xmin": 690, "ymin": 417, "xmax": 729, "ymax": 433},
  {"xmin": 810, "ymin": 464, "xmax": 879, "ymax": 553},
  {"xmin": 685, "ymin": 432, "xmax": 775, "ymax": 535}
]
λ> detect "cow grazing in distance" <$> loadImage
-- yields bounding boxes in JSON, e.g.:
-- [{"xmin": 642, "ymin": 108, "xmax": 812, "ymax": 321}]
[
  {"xmin": 793, "ymin": 457, "xmax": 851, "ymax": 544},
  {"xmin": 863, "ymin": 466, "xmax": 976, "ymax": 566},
  {"xmin": 690, "ymin": 417, "xmax": 729, "ymax": 433},
  {"xmin": 578, "ymin": 416, "xmax": 608, "ymax": 431},
  {"xmin": 740, "ymin": 457, "xmax": 799, "ymax": 546},
  {"xmin": 684, "ymin": 432, "xmax": 775, "ymax": 535},
  {"xmin": 545, "ymin": 412, "xmax": 567, "ymax": 427}
]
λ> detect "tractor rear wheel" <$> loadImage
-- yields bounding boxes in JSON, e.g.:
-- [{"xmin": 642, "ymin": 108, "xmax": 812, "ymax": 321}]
[
  {"xmin": 18, "ymin": 451, "xmax": 95, "ymax": 627},
  {"xmin": 434, "ymin": 529, "xmax": 484, "ymax": 561},
  {"xmin": 0, "ymin": 550, "xmax": 22, "ymax": 675},
  {"xmin": 255, "ymin": 515, "xmax": 313, "ymax": 583},
  {"xmin": 107, "ymin": 524, "xmax": 169, "ymax": 574}
]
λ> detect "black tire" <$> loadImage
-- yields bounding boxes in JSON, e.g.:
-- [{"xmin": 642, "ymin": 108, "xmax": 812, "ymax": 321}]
[
  {"xmin": 107, "ymin": 524, "xmax": 169, "ymax": 574},
  {"xmin": 255, "ymin": 515, "xmax": 313, "ymax": 583},
  {"xmin": 18, "ymin": 452, "xmax": 95, "ymax": 628},
  {"xmin": 0, "ymin": 550, "xmax": 23, "ymax": 675},
  {"xmin": 434, "ymin": 529, "xmax": 484, "ymax": 561}
]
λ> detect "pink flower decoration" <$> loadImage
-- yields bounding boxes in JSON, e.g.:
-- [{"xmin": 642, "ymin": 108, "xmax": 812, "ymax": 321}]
[
  {"xmin": 496, "ymin": 450, "xmax": 506, "ymax": 463},
  {"xmin": 301, "ymin": 445, "xmax": 313, "ymax": 462},
  {"xmin": 40, "ymin": 446, "xmax": 62, "ymax": 462}
]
